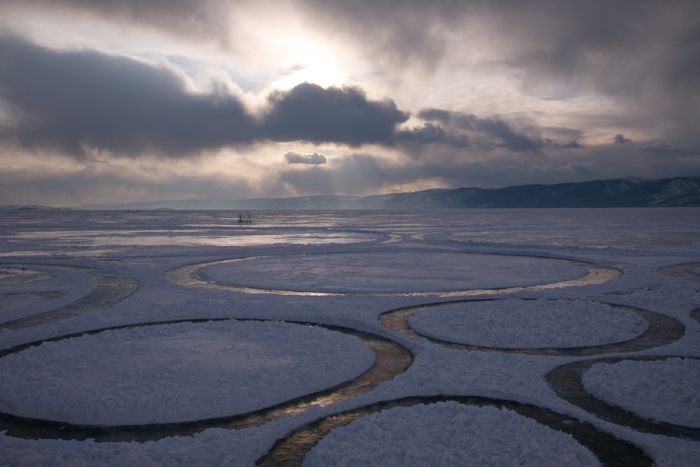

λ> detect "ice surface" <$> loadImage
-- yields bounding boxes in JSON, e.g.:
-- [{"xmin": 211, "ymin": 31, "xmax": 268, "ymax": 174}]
[
  {"xmin": 583, "ymin": 358, "xmax": 700, "ymax": 428},
  {"xmin": 303, "ymin": 402, "xmax": 600, "ymax": 466},
  {"xmin": 200, "ymin": 252, "xmax": 585, "ymax": 293},
  {"xmin": 409, "ymin": 299, "xmax": 648, "ymax": 348},
  {"xmin": 0, "ymin": 208, "xmax": 699, "ymax": 466},
  {"xmin": 0, "ymin": 320, "xmax": 374, "ymax": 425}
]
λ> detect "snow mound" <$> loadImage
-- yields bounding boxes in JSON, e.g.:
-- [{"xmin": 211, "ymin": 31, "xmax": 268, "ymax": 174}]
[
  {"xmin": 0, "ymin": 320, "xmax": 375, "ymax": 425},
  {"xmin": 583, "ymin": 358, "xmax": 700, "ymax": 428},
  {"xmin": 409, "ymin": 299, "xmax": 648, "ymax": 348},
  {"xmin": 200, "ymin": 252, "xmax": 585, "ymax": 293},
  {"xmin": 304, "ymin": 402, "xmax": 599, "ymax": 466}
]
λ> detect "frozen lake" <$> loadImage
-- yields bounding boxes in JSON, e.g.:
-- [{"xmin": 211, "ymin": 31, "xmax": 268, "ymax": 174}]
[{"xmin": 0, "ymin": 208, "xmax": 699, "ymax": 466}]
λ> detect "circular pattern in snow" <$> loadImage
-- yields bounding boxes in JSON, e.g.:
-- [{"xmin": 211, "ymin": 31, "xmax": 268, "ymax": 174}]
[
  {"xmin": 408, "ymin": 299, "xmax": 648, "ymax": 348},
  {"xmin": 303, "ymin": 402, "xmax": 599, "ymax": 467},
  {"xmin": 583, "ymin": 358, "xmax": 700, "ymax": 428},
  {"xmin": 0, "ymin": 320, "xmax": 375, "ymax": 425},
  {"xmin": 199, "ymin": 252, "xmax": 586, "ymax": 294}
]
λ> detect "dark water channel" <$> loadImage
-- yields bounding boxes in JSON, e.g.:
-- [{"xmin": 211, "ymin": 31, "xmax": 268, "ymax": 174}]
[
  {"xmin": 546, "ymin": 355, "xmax": 700, "ymax": 441},
  {"xmin": 0, "ymin": 264, "xmax": 138, "ymax": 331}
]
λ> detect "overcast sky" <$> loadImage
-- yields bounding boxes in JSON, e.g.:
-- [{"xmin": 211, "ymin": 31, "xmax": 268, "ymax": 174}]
[{"xmin": 0, "ymin": 0, "xmax": 698, "ymax": 206}]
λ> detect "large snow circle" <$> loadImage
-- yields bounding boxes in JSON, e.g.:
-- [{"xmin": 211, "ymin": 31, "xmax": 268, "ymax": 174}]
[
  {"xmin": 0, "ymin": 320, "xmax": 375, "ymax": 425},
  {"xmin": 408, "ymin": 299, "xmax": 648, "ymax": 348},
  {"xmin": 303, "ymin": 402, "xmax": 599, "ymax": 466},
  {"xmin": 582, "ymin": 358, "xmax": 700, "ymax": 428},
  {"xmin": 199, "ymin": 252, "xmax": 586, "ymax": 294}
]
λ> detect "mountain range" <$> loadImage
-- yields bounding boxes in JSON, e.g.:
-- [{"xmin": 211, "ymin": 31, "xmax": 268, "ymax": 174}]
[{"xmin": 74, "ymin": 176, "xmax": 700, "ymax": 210}]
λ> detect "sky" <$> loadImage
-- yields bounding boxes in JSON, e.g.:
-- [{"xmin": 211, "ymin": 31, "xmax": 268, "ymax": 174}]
[{"xmin": 0, "ymin": 0, "xmax": 698, "ymax": 206}]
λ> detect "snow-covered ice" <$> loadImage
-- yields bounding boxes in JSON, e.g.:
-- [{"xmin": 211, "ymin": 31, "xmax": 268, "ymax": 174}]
[
  {"xmin": 0, "ymin": 207, "xmax": 699, "ymax": 466},
  {"xmin": 0, "ymin": 320, "xmax": 375, "ymax": 425},
  {"xmin": 583, "ymin": 358, "xmax": 700, "ymax": 428},
  {"xmin": 409, "ymin": 298, "xmax": 648, "ymax": 348},
  {"xmin": 303, "ymin": 402, "xmax": 600, "ymax": 466}
]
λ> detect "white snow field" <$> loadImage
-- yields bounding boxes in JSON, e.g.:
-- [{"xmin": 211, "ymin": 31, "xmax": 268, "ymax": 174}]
[
  {"xmin": 303, "ymin": 402, "xmax": 600, "ymax": 466},
  {"xmin": 409, "ymin": 299, "xmax": 648, "ymax": 348},
  {"xmin": 199, "ymin": 252, "xmax": 586, "ymax": 293},
  {"xmin": 0, "ymin": 320, "xmax": 374, "ymax": 425},
  {"xmin": 0, "ymin": 207, "xmax": 699, "ymax": 466},
  {"xmin": 583, "ymin": 358, "xmax": 700, "ymax": 428}
]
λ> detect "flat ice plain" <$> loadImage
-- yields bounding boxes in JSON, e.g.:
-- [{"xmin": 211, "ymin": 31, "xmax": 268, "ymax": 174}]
[{"xmin": 0, "ymin": 207, "xmax": 699, "ymax": 466}]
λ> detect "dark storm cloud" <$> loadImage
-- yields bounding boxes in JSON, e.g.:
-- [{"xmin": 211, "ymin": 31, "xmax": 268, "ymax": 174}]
[
  {"xmin": 396, "ymin": 123, "xmax": 468, "ymax": 147},
  {"xmin": 303, "ymin": 1, "xmax": 700, "ymax": 147},
  {"xmin": 544, "ymin": 139, "xmax": 582, "ymax": 149},
  {"xmin": 0, "ymin": 37, "xmax": 408, "ymax": 157},
  {"xmin": 0, "ymin": 35, "xmax": 254, "ymax": 157},
  {"xmin": 415, "ymin": 108, "xmax": 544, "ymax": 152},
  {"xmin": 284, "ymin": 152, "xmax": 327, "ymax": 165},
  {"xmin": 262, "ymin": 83, "xmax": 407, "ymax": 146}
]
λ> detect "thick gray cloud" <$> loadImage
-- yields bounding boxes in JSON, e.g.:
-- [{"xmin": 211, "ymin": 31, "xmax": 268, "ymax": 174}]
[
  {"xmin": 0, "ymin": 35, "xmax": 253, "ymax": 157},
  {"xmin": 263, "ymin": 83, "xmax": 407, "ymax": 146},
  {"xmin": 304, "ymin": 0, "xmax": 700, "ymax": 146},
  {"xmin": 0, "ymin": 37, "xmax": 408, "ymax": 157},
  {"xmin": 1, "ymin": 1, "xmax": 698, "ymax": 205},
  {"xmin": 284, "ymin": 152, "xmax": 327, "ymax": 165},
  {"xmin": 413, "ymin": 108, "xmax": 544, "ymax": 152},
  {"xmin": 545, "ymin": 139, "xmax": 582, "ymax": 149}
]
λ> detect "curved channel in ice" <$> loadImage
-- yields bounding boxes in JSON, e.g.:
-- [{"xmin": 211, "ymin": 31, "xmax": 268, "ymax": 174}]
[
  {"xmin": 659, "ymin": 262, "xmax": 700, "ymax": 282},
  {"xmin": 0, "ymin": 263, "xmax": 137, "ymax": 331},
  {"xmin": 547, "ymin": 356, "xmax": 700, "ymax": 440},
  {"xmin": 583, "ymin": 358, "xmax": 700, "ymax": 428}
]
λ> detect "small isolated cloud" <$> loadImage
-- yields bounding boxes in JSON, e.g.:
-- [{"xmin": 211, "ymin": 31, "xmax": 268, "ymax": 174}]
[
  {"xmin": 284, "ymin": 151, "xmax": 327, "ymax": 165},
  {"xmin": 544, "ymin": 139, "xmax": 583, "ymax": 149},
  {"xmin": 614, "ymin": 134, "xmax": 632, "ymax": 144}
]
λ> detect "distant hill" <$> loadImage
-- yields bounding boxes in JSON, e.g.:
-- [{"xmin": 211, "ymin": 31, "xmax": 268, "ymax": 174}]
[{"xmin": 77, "ymin": 176, "xmax": 700, "ymax": 210}]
